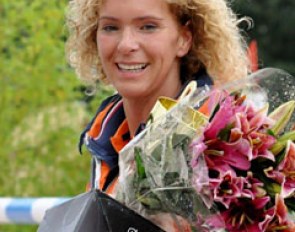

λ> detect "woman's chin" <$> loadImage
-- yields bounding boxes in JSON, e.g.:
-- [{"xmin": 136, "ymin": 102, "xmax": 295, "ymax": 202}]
[{"xmin": 118, "ymin": 89, "xmax": 149, "ymax": 100}]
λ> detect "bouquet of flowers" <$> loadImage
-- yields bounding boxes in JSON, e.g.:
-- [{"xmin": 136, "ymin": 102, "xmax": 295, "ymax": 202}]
[{"xmin": 113, "ymin": 68, "xmax": 295, "ymax": 232}]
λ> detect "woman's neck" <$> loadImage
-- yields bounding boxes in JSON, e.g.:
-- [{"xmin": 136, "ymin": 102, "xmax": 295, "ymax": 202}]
[
  {"xmin": 122, "ymin": 97, "xmax": 157, "ymax": 138},
  {"xmin": 123, "ymin": 86, "xmax": 182, "ymax": 137}
]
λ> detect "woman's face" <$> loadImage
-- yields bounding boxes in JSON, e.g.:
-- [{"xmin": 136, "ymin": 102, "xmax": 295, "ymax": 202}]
[{"xmin": 97, "ymin": 0, "xmax": 192, "ymax": 100}]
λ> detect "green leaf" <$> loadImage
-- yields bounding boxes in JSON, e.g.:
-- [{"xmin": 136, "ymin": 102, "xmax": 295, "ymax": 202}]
[
  {"xmin": 150, "ymin": 144, "xmax": 162, "ymax": 162},
  {"xmin": 138, "ymin": 195, "xmax": 162, "ymax": 210},
  {"xmin": 217, "ymin": 123, "xmax": 235, "ymax": 141},
  {"xmin": 163, "ymin": 172, "xmax": 180, "ymax": 186},
  {"xmin": 255, "ymin": 172, "xmax": 281, "ymax": 197},
  {"xmin": 172, "ymin": 133, "xmax": 190, "ymax": 147},
  {"xmin": 265, "ymin": 182, "xmax": 282, "ymax": 197},
  {"xmin": 270, "ymin": 130, "xmax": 295, "ymax": 155},
  {"xmin": 275, "ymin": 148, "xmax": 287, "ymax": 167},
  {"xmin": 267, "ymin": 129, "xmax": 276, "ymax": 137},
  {"xmin": 134, "ymin": 147, "xmax": 146, "ymax": 180}
]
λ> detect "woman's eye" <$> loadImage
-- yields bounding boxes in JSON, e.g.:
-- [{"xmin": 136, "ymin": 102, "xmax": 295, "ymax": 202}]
[
  {"xmin": 101, "ymin": 25, "xmax": 118, "ymax": 32},
  {"xmin": 140, "ymin": 24, "xmax": 157, "ymax": 31}
]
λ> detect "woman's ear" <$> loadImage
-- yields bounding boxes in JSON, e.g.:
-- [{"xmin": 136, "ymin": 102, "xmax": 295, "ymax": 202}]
[{"xmin": 177, "ymin": 24, "xmax": 192, "ymax": 58}]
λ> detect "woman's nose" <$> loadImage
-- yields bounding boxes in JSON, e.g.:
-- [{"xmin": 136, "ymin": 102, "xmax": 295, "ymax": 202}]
[{"xmin": 117, "ymin": 28, "xmax": 139, "ymax": 54}]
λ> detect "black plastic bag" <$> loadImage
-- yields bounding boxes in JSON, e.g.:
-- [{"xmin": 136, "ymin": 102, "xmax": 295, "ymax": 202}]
[{"xmin": 38, "ymin": 189, "xmax": 165, "ymax": 232}]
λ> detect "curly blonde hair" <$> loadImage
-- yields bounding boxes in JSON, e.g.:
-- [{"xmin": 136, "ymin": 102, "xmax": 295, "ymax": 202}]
[{"xmin": 65, "ymin": 0, "xmax": 249, "ymax": 86}]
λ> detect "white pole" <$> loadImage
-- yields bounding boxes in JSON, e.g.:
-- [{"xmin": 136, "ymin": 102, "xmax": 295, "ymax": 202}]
[{"xmin": 0, "ymin": 197, "xmax": 70, "ymax": 224}]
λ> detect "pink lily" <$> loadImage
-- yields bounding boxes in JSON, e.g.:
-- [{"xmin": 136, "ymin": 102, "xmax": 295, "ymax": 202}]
[
  {"xmin": 260, "ymin": 195, "xmax": 295, "ymax": 232},
  {"xmin": 210, "ymin": 171, "xmax": 266, "ymax": 209},
  {"xmin": 248, "ymin": 104, "xmax": 271, "ymax": 130},
  {"xmin": 278, "ymin": 141, "xmax": 295, "ymax": 198},
  {"xmin": 205, "ymin": 139, "xmax": 252, "ymax": 172},
  {"xmin": 210, "ymin": 171, "xmax": 242, "ymax": 209},
  {"xmin": 205, "ymin": 95, "xmax": 236, "ymax": 139},
  {"xmin": 241, "ymin": 172, "xmax": 267, "ymax": 199},
  {"xmin": 265, "ymin": 141, "xmax": 295, "ymax": 198},
  {"xmin": 248, "ymin": 131, "xmax": 276, "ymax": 161},
  {"xmin": 235, "ymin": 112, "xmax": 251, "ymax": 135},
  {"xmin": 221, "ymin": 196, "xmax": 271, "ymax": 232}
]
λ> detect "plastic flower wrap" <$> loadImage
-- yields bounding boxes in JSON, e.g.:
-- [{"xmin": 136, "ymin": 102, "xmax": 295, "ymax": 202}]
[{"xmin": 114, "ymin": 68, "xmax": 295, "ymax": 232}]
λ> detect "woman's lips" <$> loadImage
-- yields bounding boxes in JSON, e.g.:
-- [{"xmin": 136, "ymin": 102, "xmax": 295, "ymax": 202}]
[{"xmin": 116, "ymin": 63, "xmax": 148, "ymax": 72}]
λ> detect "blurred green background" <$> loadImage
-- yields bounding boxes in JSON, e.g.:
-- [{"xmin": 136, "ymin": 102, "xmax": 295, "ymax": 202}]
[
  {"xmin": 0, "ymin": 1, "xmax": 111, "ymax": 231},
  {"xmin": 0, "ymin": 0, "xmax": 294, "ymax": 231}
]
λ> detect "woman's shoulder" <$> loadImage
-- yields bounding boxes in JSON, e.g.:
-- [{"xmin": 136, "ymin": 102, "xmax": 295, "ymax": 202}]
[
  {"xmin": 78, "ymin": 93, "xmax": 122, "ymax": 153},
  {"xmin": 86, "ymin": 93, "xmax": 122, "ymax": 129},
  {"xmin": 97, "ymin": 93, "xmax": 122, "ymax": 112},
  {"xmin": 192, "ymin": 68, "xmax": 213, "ymax": 87}
]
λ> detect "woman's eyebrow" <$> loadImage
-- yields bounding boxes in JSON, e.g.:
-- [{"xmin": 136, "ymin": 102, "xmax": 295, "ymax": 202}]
[
  {"xmin": 99, "ymin": 16, "xmax": 119, "ymax": 21},
  {"xmin": 99, "ymin": 15, "xmax": 163, "ymax": 21},
  {"xmin": 136, "ymin": 16, "xmax": 163, "ymax": 21}
]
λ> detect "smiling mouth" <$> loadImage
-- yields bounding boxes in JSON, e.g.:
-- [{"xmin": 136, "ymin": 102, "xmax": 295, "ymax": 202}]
[{"xmin": 117, "ymin": 63, "xmax": 148, "ymax": 72}]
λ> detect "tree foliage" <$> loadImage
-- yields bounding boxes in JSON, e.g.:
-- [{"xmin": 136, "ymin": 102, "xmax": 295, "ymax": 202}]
[
  {"xmin": 233, "ymin": 0, "xmax": 295, "ymax": 75},
  {"xmin": 0, "ymin": 1, "xmax": 109, "ymax": 231}
]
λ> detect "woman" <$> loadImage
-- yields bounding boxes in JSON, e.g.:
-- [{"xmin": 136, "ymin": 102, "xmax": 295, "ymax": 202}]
[{"xmin": 66, "ymin": 0, "xmax": 249, "ymax": 194}]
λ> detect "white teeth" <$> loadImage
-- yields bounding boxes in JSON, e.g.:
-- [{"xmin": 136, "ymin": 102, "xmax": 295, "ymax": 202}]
[{"xmin": 117, "ymin": 63, "xmax": 147, "ymax": 71}]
